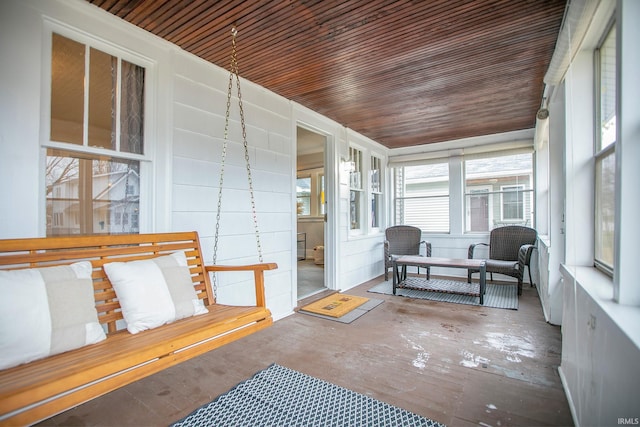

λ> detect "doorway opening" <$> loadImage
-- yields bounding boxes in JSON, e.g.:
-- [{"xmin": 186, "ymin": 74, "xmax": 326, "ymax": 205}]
[{"xmin": 296, "ymin": 126, "xmax": 327, "ymax": 300}]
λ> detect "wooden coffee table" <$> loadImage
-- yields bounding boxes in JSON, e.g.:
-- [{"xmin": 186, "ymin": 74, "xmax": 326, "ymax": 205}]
[{"xmin": 392, "ymin": 255, "xmax": 487, "ymax": 304}]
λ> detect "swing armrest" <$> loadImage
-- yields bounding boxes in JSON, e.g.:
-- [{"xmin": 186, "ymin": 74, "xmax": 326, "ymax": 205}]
[{"xmin": 206, "ymin": 263, "xmax": 278, "ymax": 307}]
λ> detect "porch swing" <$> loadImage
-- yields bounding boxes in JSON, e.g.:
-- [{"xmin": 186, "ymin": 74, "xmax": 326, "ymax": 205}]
[{"xmin": 210, "ymin": 26, "xmax": 278, "ymax": 299}]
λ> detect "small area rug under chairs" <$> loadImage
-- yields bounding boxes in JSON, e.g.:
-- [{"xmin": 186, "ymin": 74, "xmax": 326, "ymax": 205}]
[
  {"xmin": 298, "ymin": 293, "xmax": 383, "ymax": 323},
  {"xmin": 368, "ymin": 279, "xmax": 518, "ymax": 310},
  {"xmin": 171, "ymin": 364, "xmax": 445, "ymax": 427}
]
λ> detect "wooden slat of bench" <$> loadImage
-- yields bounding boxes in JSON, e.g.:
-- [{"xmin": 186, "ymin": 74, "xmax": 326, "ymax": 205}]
[
  {"xmin": 0, "ymin": 305, "xmax": 272, "ymax": 425},
  {"xmin": 0, "ymin": 232, "xmax": 200, "ymax": 252}
]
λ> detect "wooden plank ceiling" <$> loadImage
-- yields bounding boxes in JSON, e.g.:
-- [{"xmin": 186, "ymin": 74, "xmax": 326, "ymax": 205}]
[{"xmin": 86, "ymin": 0, "xmax": 566, "ymax": 149}]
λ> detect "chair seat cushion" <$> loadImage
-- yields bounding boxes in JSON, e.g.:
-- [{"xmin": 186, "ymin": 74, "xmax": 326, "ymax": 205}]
[{"xmin": 485, "ymin": 259, "xmax": 519, "ymax": 275}]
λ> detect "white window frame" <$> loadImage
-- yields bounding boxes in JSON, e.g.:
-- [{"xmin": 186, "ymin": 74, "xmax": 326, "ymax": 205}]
[
  {"xmin": 594, "ymin": 21, "xmax": 617, "ymax": 276},
  {"xmin": 348, "ymin": 145, "xmax": 364, "ymax": 234},
  {"xmin": 41, "ymin": 20, "xmax": 154, "ymax": 235},
  {"xmin": 370, "ymin": 154, "xmax": 383, "ymax": 231},
  {"xmin": 500, "ymin": 184, "xmax": 526, "ymax": 221},
  {"xmin": 393, "ymin": 161, "xmax": 451, "ymax": 234}
]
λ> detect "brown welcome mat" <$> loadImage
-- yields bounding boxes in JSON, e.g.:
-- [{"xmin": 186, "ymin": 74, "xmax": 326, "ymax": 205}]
[
  {"xmin": 299, "ymin": 296, "xmax": 383, "ymax": 324},
  {"xmin": 300, "ymin": 293, "xmax": 370, "ymax": 318}
]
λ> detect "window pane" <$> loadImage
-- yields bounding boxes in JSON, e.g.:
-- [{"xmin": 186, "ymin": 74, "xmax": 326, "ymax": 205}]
[
  {"xmin": 501, "ymin": 185, "xmax": 525, "ymax": 220},
  {"xmin": 370, "ymin": 157, "xmax": 381, "ymax": 193},
  {"xmin": 465, "ymin": 153, "xmax": 533, "ymax": 231},
  {"xmin": 51, "ymin": 33, "xmax": 85, "ymax": 145},
  {"xmin": 371, "ymin": 193, "xmax": 381, "ymax": 228},
  {"xmin": 120, "ymin": 60, "xmax": 145, "ymax": 154},
  {"xmin": 595, "ymin": 150, "xmax": 615, "ymax": 269},
  {"xmin": 370, "ymin": 157, "xmax": 382, "ymax": 228},
  {"xmin": 89, "ymin": 48, "xmax": 117, "ymax": 150},
  {"xmin": 348, "ymin": 147, "xmax": 363, "ymax": 189},
  {"xmin": 350, "ymin": 190, "xmax": 361, "ymax": 230},
  {"xmin": 46, "ymin": 149, "xmax": 140, "ymax": 235},
  {"xmin": 348, "ymin": 147, "xmax": 364, "ymax": 230},
  {"xmin": 599, "ymin": 26, "xmax": 616, "ymax": 151},
  {"xmin": 296, "ymin": 177, "xmax": 311, "ymax": 216},
  {"xmin": 395, "ymin": 163, "xmax": 449, "ymax": 233},
  {"xmin": 51, "ymin": 33, "xmax": 145, "ymax": 154}
]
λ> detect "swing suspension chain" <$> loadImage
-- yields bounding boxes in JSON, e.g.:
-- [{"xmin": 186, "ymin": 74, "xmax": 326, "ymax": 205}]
[
  {"xmin": 231, "ymin": 28, "xmax": 264, "ymax": 264},
  {"xmin": 213, "ymin": 27, "xmax": 263, "ymax": 294}
]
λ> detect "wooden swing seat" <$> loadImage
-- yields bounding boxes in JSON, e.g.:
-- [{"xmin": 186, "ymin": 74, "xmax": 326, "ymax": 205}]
[{"xmin": 0, "ymin": 231, "xmax": 276, "ymax": 426}]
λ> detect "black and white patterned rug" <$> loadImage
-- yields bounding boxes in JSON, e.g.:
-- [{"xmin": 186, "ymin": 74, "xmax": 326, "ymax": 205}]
[
  {"xmin": 368, "ymin": 279, "xmax": 518, "ymax": 310},
  {"xmin": 171, "ymin": 364, "xmax": 445, "ymax": 427}
]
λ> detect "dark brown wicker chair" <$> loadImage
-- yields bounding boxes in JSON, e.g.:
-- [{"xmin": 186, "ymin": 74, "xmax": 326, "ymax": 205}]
[
  {"xmin": 467, "ymin": 225, "xmax": 537, "ymax": 295},
  {"xmin": 384, "ymin": 225, "xmax": 431, "ymax": 281}
]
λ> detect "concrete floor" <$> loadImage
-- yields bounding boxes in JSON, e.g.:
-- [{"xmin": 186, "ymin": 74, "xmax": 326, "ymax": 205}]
[{"xmin": 41, "ymin": 276, "xmax": 573, "ymax": 427}]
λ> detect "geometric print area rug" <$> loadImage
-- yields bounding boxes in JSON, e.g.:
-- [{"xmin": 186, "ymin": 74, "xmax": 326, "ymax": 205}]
[
  {"xmin": 368, "ymin": 279, "xmax": 518, "ymax": 310},
  {"xmin": 171, "ymin": 364, "xmax": 445, "ymax": 427}
]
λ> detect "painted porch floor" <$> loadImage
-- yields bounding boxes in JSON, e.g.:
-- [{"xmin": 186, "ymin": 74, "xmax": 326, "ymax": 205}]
[{"xmin": 41, "ymin": 276, "xmax": 572, "ymax": 427}]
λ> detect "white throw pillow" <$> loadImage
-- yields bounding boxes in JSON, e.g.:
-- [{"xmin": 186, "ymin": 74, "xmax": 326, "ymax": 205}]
[
  {"xmin": 103, "ymin": 251, "xmax": 208, "ymax": 334},
  {"xmin": 0, "ymin": 261, "xmax": 106, "ymax": 370}
]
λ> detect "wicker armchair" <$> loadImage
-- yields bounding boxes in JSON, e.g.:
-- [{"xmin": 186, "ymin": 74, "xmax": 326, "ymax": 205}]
[
  {"xmin": 467, "ymin": 225, "xmax": 537, "ymax": 295},
  {"xmin": 384, "ymin": 225, "xmax": 432, "ymax": 281}
]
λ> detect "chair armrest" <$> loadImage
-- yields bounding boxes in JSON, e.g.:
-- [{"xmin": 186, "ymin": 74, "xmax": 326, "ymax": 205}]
[
  {"xmin": 384, "ymin": 240, "xmax": 390, "ymax": 260},
  {"xmin": 421, "ymin": 240, "xmax": 432, "ymax": 257},
  {"xmin": 206, "ymin": 263, "xmax": 278, "ymax": 307},
  {"xmin": 468, "ymin": 242, "xmax": 489, "ymax": 259},
  {"xmin": 518, "ymin": 244, "xmax": 536, "ymax": 267}
]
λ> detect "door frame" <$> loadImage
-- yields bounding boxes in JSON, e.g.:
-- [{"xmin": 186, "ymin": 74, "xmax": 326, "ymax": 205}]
[{"xmin": 294, "ymin": 122, "xmax": 338, "ymax": 302}]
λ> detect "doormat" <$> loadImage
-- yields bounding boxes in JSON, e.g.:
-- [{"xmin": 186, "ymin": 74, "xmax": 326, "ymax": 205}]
[
  {"xmin": 171, "ymin": 364, "xmax": 445, "ymax": 427},
  {"xmin": 300, "ymin": 298, "xmax": 384, "ymax": 324},
  {"xmin": 300, "ymin": 293, "xmax": 370, "ymax": 318}
]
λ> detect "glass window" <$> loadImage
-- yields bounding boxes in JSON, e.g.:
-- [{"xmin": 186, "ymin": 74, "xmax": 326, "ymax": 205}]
[
  {"xmin": 394, "ymin": 162, "xmax": 450, "ymax": 233},
  {"xmin": 46, "ymin": 149, "xmax": 140, "ymax": 235},
  {"xmin": 47, "ymin": 32, "xmax": 146, "ymax": 236},
  {"xmin": 501, "ymin": 184, "xmax": 525, "ymax": 221},
  {"xmin": 595, "ymin": 151, "xmax": 615, "ymax": 269},
  {"xmin": 51, "ymin": 33, "xmax": 145, "ymax": 154},
  {"xmin": 370, "ymin": 156, "xmax": 382, "ymax": 228},
  {"xmin": 464, "ymin": 153, "xmax": 533, "ymax": 231},
  {"xmin": 296, "ymin": 177, "xmax": 311, "ymax": 215},
  {"xmin": 297, "ymin": 171, "xmax": 324, "ymax": 217},
  {"xmin": 349, "ymin": 147, "xmax": 363, "ymax": 230},
  {"xmin": 51, "ymin": 34, "xmax": 85, "ymax": 145},
  {"xmin": 594, "ymin": 24, "xmax": 616, "ymax": 274}
]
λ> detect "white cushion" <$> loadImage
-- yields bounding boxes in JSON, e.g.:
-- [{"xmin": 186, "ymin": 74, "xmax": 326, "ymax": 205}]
[
  {"xmin": 103, "ymin": 251, "xmax": 208, "ymax": 334},
  {"xmin": 0, "ymin": 262, "xmax": 106, "ymax": 370}
]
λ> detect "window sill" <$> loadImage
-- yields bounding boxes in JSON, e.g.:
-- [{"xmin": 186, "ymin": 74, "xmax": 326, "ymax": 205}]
[{"xmin": 560, "ymin": 263, "xmax": 640, "ymax": 349}]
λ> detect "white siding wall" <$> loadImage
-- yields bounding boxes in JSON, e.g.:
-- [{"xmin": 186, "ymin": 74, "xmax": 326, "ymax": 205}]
[
  {"xmin": 170, "ymin": 56, "xmax": 294, "ymax": 316},
  {"xmin": 0, "ymin": 0, "xmax": 388, "ymax": 320}
]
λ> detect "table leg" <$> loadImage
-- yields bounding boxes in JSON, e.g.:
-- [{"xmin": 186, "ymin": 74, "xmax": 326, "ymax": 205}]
[
  {"xmin": 479, "ymin": 261, "xmax": 486, "ymax": 305},
  {"xmin": 392, "ymin": 260, "xmax": 398, "ymax": 295}
]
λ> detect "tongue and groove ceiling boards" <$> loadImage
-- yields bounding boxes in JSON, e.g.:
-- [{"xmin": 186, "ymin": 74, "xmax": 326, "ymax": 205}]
[{"xmin": 86, "ymin": 0, "xmax": 566, "ymax": 149}]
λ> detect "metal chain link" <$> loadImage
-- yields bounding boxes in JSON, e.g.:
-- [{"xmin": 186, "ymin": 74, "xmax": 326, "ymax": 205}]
[{"xmin": 212, "ymin": 26, "xmax": 264, "ymax": 294}]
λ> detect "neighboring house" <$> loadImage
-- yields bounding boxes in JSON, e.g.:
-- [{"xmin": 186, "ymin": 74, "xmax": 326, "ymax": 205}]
[
  {"xmin": 47, "ymin": 165, "xmax": 140, "ymax": 235},
  {"xmin": 395, "ymin": 155, "xmax": 533, "ymax": 232}
]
